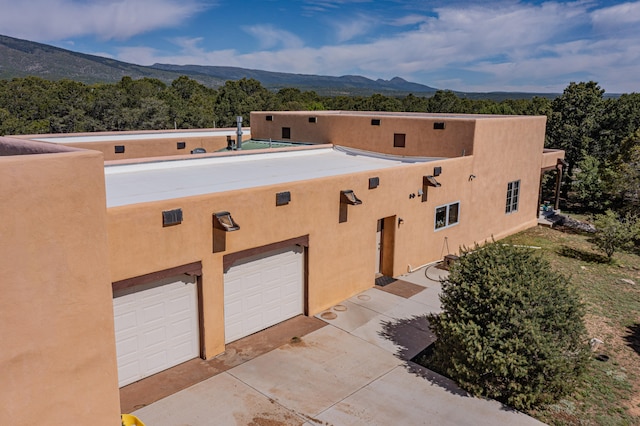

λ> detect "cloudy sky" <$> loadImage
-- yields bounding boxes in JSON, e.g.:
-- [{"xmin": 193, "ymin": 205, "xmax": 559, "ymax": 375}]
[{"xmin": 1, "ymin": 0, "xmax": 638, "ymax": 93}]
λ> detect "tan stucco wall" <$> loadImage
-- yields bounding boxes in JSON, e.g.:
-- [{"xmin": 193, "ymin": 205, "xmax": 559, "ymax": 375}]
[
  {"xmin": 250, "ymin": 111, "xmax": 475, "ymax": 157},
  {"xmin": 16, "ymin": 128, "xmax": 250, "ymax": 161},
  {"xmin": 0, "ymin": 149, "xmax": 120, "ymax": 425},
  {"xmin": 107, "ymin": 113, "xmax": 549, "ymax": 359},
  {"xmin": 541, "ymin": 148, "xmax": 565, "ymax": 170}
]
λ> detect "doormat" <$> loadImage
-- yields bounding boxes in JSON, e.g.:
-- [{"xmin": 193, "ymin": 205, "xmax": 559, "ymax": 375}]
[{"xmin": 375, "ymin": 275, "xmax": 397, "ymax": 287}]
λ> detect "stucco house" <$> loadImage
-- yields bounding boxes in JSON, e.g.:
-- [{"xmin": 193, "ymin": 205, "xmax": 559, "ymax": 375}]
[{"xmin": 0, "ymin": 111, "xmax": 564, "ymax": 424}]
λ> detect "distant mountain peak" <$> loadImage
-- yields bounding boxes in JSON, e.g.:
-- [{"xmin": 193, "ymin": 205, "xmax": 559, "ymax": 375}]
[{"xmin": 0, "ymin": 33, "xmax": 441, "ymax": 95}]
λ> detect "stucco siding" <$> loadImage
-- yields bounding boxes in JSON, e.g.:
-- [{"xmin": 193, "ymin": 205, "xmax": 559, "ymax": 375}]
[{"xmin": 0, "ymin": 150, "xmax": 120, "ymax": 425}]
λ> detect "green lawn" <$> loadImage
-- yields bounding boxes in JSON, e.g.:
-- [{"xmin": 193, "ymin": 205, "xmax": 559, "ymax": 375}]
[{"xmin": 502, "ymin": 226, "xmax": 640, "ymax": 425}]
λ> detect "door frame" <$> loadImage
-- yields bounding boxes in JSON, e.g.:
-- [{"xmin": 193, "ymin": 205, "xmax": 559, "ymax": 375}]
[{"xmin": 377, "ymin": 216, "xmax": 396, "ymax": 277}]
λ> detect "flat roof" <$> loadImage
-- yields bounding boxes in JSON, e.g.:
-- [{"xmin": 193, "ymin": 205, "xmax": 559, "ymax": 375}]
[
  {"xmin": 105, "ymin": 147, "xmax": 441, "ymax": 207},
  {"xmin": 31, "ymin": 129, "xmax": 249, "ymax": 144},
  {"xmin": 255, "ymin": 110, "xmax": 539, "ymax": 120}
]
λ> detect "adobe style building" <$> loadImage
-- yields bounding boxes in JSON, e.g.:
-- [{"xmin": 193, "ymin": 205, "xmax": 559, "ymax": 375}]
[{"xmin": 0, "ymin": 111, "xmax": 564, "ymax": 425}]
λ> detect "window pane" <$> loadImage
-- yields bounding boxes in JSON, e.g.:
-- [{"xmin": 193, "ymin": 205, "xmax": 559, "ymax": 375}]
[
  {"xmin": 448, "ymin": 203, "xmax": 459, "ymax": 225},
  {"xmin": 394, "ymin": 133, "xmax": 406, "ymax": 148},
  {"xmin": 435, "ymin": 206, "xmax": 447, "ymax": 229},
  {"xmin": 505, "ymin": 180, "xmax": 519, "ymax": 214}
]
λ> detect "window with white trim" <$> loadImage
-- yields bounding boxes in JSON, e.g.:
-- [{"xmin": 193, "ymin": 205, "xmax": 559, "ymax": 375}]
[
  {"xmin": 435, "ymin": 202, "xmax": 460, "ymax": 230},
  {"xmin": 505, "ymin": 180, "xmax": 520, "ymax": 213}
]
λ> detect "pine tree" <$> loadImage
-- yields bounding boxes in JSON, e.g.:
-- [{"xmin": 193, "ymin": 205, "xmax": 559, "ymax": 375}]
[{"xmin": 427, "ymin": 242, "xmax": 589, "ymax": 410}]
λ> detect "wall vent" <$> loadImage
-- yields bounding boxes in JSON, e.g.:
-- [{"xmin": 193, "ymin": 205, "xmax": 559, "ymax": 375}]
[
  {"xmin": 276, "ymin": 191, "xmax": 291, "ymax": 206},
  {"xmin": 162, "ymin": 208, "xmax": 183, "ymax": 227}
]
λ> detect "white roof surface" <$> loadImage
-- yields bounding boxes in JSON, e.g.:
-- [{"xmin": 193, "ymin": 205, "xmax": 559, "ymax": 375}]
[
  {"xmin": 33, "ymin": 129, "xmax": 247, "ymax": 144},
  {"xmin": 105, "ymin": 147, "xmax": 440, "ymax": 207}
]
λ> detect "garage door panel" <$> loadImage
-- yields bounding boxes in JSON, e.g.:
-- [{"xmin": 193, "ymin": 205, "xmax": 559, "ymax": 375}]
[
  {"xmin": 224, "ymin": 245, "xmax": 304, "ymax": 343},
  {"xmin": 245, "ymin": 273, "xmax": 263, "ymax": 291},
  {"xmin": 263, "ymin": 287, "xmax": 281, "ymax": 304},
  {"xmin": 114, "ymin": 311, "xmax": 138, "ymax": 334},
  {"xmin": 263, "ymin": 307, "xmax": 283, "ymax": 324},
  {"xmin": 142, "ymin": 303, "xmax": 166, "ymax": 325},
  {"xmin": 116, "ymin": 336, "xmax": 138, "ymax": 358},
  {"xmin": 171, "ymin": 341, "xmax": 194, "ymax": 359},
  {"xmin": 167, "ymin": 294, "xmax": 192, "ymax": 316},
  {"xmin": 117, "ymin": 360, "xmax": 140, "ymax": 386},
  {"xmin": 143, "ymin": 326, "xmax": 167, "ymax": 348},
  {"xmin": 262, "ymin": 266, "xmax": 281, "ymax": 284},
  {"xmin": 113, "ymin": 275, "xmax": 199, "ymax": 387},
  {"xmin": 145, "ymin": 351, "xmax": 168, "ymax": 373},
  {"xmin": 169, "ymin": 317, "xmax": 194, "ymax": 338}
]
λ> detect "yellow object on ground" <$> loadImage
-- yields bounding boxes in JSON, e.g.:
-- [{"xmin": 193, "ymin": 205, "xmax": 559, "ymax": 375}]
[{"xmin": 121, "ymin": 414, "xmax": 145, "ymax": 426}]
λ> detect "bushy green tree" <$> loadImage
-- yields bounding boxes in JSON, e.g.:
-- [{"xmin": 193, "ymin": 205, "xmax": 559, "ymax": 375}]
[
  {"xmin": 606, "ymin": 131, "xmax": 640, "ymax": 213},
  {"xmin": 214, "ymin": 78, "xmax": 275, "ymax": 127},
  {"xmin": 592, "ymin": 210, "xmax": 638, "ymax": 260},
  {"xmin": 572, "ymin": 154, "xmax": 605, "ymax": 210},
  {"xmin": 547, "ymin": 81, "xmax": 604, "ymax": 168},
  {"xmin": 427, "ymin": 243, "xmax": 589, "ymax": 410}
]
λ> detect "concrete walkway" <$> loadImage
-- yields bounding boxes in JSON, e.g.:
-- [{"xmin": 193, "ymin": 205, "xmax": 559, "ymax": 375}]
[{"xmin": 133, "ymin": 266, "xmax": 545, "ymax": 425}]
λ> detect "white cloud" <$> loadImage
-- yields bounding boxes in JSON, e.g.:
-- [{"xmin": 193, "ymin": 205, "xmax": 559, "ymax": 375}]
[
  {"xmin": 103, "ymin": 1, "xmax": 640, "ymax": 93},
  {"xmin": 242, "ymin": 25, "xmax": 304, "ymax": 49},
  {"xmin": 0, "ymin": 0, "xmax": 208, "ymax": 41},
  {"xmin": 591, "ymin": 1, "xmax": 640, "ymax": 28},
  {"xmin": 391, "ymin": 14, "xmax": 429, "ymax": 27},
  {"xmin": 331, "ymin": 14, "xmax": 379, "ymax": 42}
]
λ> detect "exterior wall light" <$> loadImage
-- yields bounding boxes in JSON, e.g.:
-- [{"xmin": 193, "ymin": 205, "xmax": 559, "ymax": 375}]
[
  {"xmin": 422, "ymin": 175, "xmax": 441, "ymax": 203},
  {"xmin": 424, "ymin": 175, "xmax": 441, "ymax": 187},
  {"xmin": 339, "ymin": 190, "xmax": 362, "ymax": 223},
  {"xmin": 213, "ymin": 211, "xmax": 240, "ymax": 253},
  {"xmin": 340, "ymin": 190, "xmax": 362, "ymax": 205},
  {"xmin": 213, "ymin": 211, "xmax": 240, "ymax": 232}
]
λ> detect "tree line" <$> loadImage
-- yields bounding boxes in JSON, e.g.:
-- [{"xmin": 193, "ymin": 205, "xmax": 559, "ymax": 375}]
[{"xmin": 1, "ymin": 76, "xmax": 639, "ymax": 215}]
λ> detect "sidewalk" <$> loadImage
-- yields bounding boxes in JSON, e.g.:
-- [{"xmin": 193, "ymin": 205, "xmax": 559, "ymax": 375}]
[{"xmin": 132, "ymin": 266, "xmax": 544, "ymax": 425}]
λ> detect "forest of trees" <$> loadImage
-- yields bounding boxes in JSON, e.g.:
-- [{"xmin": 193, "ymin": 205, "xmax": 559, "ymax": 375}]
[{"xmin": 0, "ymin": 76, "xmax": 639, "ymax": 215}]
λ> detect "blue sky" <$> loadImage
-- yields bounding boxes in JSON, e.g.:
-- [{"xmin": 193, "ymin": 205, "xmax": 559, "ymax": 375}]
[{"xmin": 1, "ymin": 0, "xmax": 639, "ymax": 93}]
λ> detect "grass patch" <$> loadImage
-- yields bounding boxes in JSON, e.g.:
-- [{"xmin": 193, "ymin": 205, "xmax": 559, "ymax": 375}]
[
  {"xmin": 507, "ymin": 226, "xmax": 640, "ymax": 425},
  {"xmin": 418, "ymin": 225, "xmax": 640, "ymax": 425}
]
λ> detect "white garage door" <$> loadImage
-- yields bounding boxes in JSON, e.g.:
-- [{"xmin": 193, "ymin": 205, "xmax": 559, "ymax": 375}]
[
  {"xmin": 113, "ymin": 275, "xmax": 199, "ymax": 387},
  {"xmin": 224, "ymin": 245, "xmax": 304, "ymax": 343}
]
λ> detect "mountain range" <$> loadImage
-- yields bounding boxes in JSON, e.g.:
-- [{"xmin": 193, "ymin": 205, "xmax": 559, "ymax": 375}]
[
  {"xmin": 0, "ymin": 34, "xmax": 558, "ymax": 99},
  {"xmin": 0, "ymin": 34, "xmax": 439, "ymax": 96}
]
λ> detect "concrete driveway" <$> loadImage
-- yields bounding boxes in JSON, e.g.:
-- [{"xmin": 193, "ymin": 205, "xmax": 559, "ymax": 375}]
[{"xmin": 133, "ymin": 268, "xmax": 545, "ymax": 425}]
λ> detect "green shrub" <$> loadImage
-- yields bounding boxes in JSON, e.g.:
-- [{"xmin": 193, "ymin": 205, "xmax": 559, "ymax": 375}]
[
  {"xmin": 592, "ymin": 210, "xmax": 638, "ymax": 260},
  {"xmin": 427, "ymin": 242, "xmax": 589, "ymax": 410}
]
